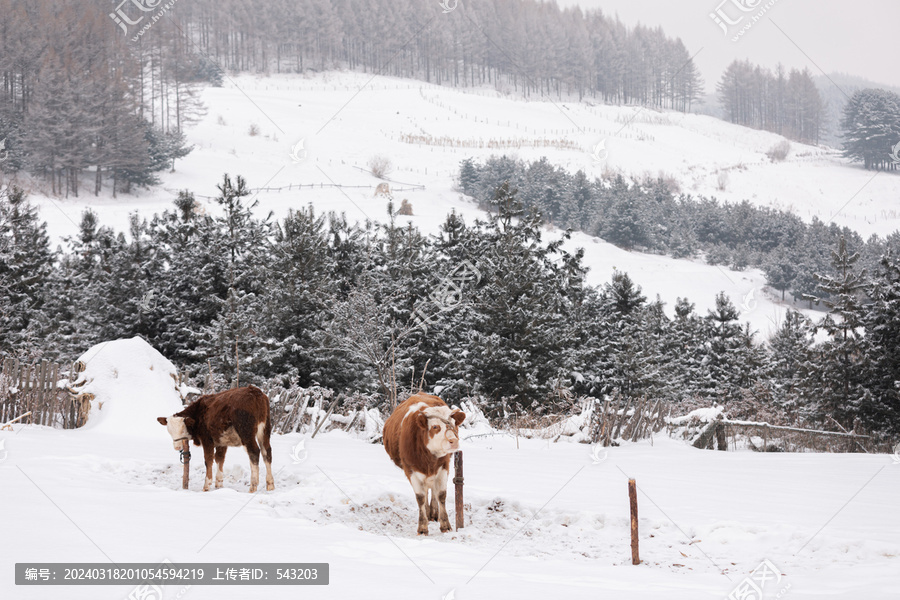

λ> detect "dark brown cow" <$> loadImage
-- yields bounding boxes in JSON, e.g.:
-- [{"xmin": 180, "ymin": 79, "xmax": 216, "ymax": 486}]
[
  {"xmin": 383, "ymin": 393, "xmax": 465, "ymax": 535},
  {"xmin": 157, "ymin": 386, "xmax": 274, "ymax": 493}
]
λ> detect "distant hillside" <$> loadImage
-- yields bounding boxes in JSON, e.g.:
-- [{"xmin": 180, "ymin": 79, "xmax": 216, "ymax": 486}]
[
  {"xmin": 21, "ymin": 70, "xmax": 900, "ymax": 347},
  {"xmin": 693, "ymin": 92, "xmax": 723, "ymax": 120},
  {"xmin": 0, "ymin": 0, "xmax": 706, "ymax": 198}
]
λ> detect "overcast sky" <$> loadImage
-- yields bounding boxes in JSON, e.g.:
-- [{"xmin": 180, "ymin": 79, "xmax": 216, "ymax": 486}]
[{"xmin": 553, "ymin": 0, "xmax": 900, "ymax": 94}]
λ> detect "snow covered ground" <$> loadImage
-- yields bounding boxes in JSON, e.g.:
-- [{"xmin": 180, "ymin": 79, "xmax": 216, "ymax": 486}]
[
  {"xmin": 3, "ymin": 410, "xmax": 900, "ymax": 598},
  {"xmin": 2, "ymin": 338, "xmax": 900, "ymax": 599},
  {"xmin": 25, "ymin": 70, "xmax": 900, "ymax": 337}
]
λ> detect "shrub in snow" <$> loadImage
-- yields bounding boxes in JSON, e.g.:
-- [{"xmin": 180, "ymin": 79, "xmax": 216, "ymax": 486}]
[
  {"xmin": 397, "ymin": 199, "xmax": 413, "ymax": 215},
  {"xmin": 766, "ymin": 140, "xmax": 791, "ymax": 162},
  {"xmin": 716, "ymin": 170, "xmax": 729, "ymax": 191},
  {"xmin": 361, "ymin": 407, "xmax": 385, "ymax": 442},
  {"xmin": 457, "ymin": 398, "xmax": 493, "ymax": 437},
  {"xmin": 368, "ymin": 154, "xmax": 393, "ymax": 179}
]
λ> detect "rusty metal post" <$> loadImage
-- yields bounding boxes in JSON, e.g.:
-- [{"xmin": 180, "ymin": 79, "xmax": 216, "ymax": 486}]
[{"xmin": 454, "ymin": 451, "xmax": 464, "ymax": 530}]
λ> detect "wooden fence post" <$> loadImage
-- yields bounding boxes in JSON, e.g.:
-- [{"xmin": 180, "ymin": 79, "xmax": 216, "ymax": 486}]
[
  {"xmin": 715, "ymin": 421, "xmax": 727, "ymax": 451},
  {"xmin": 454, "ymin": 450, "xmax": 464, "ymax": 530},
  {"xmin": 182, "ymin": 439, "xmax": 190, "ymax": 490},
  {"xmin": 628, "ymin": 479, "xmax": 640, "ymax": 565},
  {"xmin": 23, "ymin": 363, "xmax": 32, "ymax": 423}
]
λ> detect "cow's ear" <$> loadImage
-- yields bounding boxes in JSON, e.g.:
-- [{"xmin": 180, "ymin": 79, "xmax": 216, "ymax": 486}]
[
  {"xmin": 451, "ymin": 410, "xmax": 466, "ymax": 427},
  {"xmin": 413, "ymin": 411, "xmax": 428, "ymax": 431},
  {"xmin": 157, "ymin": 417, "xmax": 168, "ymax": 426},
  {"xmin": 184, "ymin": 417, "xmax": 196, "ymax": 428}
]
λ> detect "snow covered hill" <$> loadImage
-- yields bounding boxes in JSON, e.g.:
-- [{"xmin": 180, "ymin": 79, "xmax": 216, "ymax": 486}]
[{"xmin": 23, "ymin": 71, "xmax": 900, "ymax": 336}]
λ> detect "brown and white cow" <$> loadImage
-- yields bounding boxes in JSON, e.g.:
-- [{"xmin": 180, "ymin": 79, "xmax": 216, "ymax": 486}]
[
  {"xmin": 157, "ymin": 385, "xmax": 274, "ymax": 493},
  {"xmin": 383, "ymin": 393, "xmax": 465, "ymax": 535}
]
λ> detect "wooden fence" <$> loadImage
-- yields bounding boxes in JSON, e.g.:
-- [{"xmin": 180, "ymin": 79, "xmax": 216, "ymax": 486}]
[
  {"xmin": 0, "ymin": 357, "xmax": 87, "ymax": 429},
  {"xmin": 676, "ymin": 413, "xmax": 880, "ymax": 453},
  {"xmin": 720, "ymin": 419, "xmax": 876, "ymax": 453},
  {"xmin": 265, "ymin": 385, "xmax": 334, "ymax": 435},
  {"xmin": 264, "ymin": 384, "xmax": 379, "ymax": 438},
  {"xmin": 168, "ymin": 180, "xmax": 426, "ymax": 202},
  {"xmin": 590, "ymin": 396, "xmax": 670, "ymax": 446}
]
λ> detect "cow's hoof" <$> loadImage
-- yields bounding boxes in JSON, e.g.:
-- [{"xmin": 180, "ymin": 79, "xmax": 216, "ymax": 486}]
[
  {"xmin": 202, "ymin": 486, "xmax": 210, "ymax": 492},
  {"xmin": 249, "ymin": 486, "xmax": 258, "ymax": 493},
  {"xmin": 266, "ymin": 483, "xmax": 275, "ymax": 491},
  {"xmin": 440, "ymin": 523, "xmax": 452, "ymax": 533},
  {"xmin": 215, "ymin": 482, "xmax": 223, "ymax": 489}
]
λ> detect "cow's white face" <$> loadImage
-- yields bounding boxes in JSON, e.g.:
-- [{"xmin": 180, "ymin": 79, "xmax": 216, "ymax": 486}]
[
  {"xmin": 422, "ymin": 407, "xmax": 463, "ymax": 457},
  {"xmin": 158, "ymin": 416, "xmax": 190, "ymax": 450}
]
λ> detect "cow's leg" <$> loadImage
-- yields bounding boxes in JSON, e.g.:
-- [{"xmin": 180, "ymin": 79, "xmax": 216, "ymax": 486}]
[
  {"xmin": 202, "ymin": 445, "xmax": 214, "ymax": 492},
  {"xmin": 257, "ymin": 422, "xmax": 274, "ymax": 491},
  {"xmin": 427, "ymin": 477, "xmax": 440, "ymax": 522},
  {"xmin": 236, "ymin": 417, "xmax": 261, "ymax": 493},
  {"xmin": 436, "ymin": 467, "xmax": 452, "ymax": 533},
  {"xmin": 245, "ymin": 440, "xmax": 260, "ymax": 493},
  {"xmin": 214, "ymin": 446, "xmax": 227, "ymax": 489},
  {"xmin": 409, "ymin": 472, "xmax": 429, "ymax": 535}
]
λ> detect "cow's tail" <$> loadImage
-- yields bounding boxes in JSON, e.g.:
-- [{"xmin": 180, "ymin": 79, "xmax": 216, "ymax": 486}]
[{"xmin": 261, "ymin": 392, "xmax": 274, "ymax": 463}]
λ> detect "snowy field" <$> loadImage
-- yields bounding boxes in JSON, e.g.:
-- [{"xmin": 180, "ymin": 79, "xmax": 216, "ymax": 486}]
[
  {"xmin": 4, "ymin": 404, "xmax": 900, "ymax": 598},
  {"xmin": 2, "ymin": 339, "xmax": 900, "ymax": 599},
  {"xmin": 24, "ymin": 70, "xmax": 900, "ymax": 338}
]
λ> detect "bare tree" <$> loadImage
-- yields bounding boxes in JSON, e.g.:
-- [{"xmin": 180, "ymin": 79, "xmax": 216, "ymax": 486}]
[
  {"xmin": 325, "ymin": 279, "xmax": 419, "ymax": 409},
  {"xmin": 368, "ymin": 155, "xmax": 393, "ymax": 180}
]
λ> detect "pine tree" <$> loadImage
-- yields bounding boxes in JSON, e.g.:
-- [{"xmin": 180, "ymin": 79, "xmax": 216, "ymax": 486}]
[
  {"xmin": 522, "ymin": 157, "xmax": 567, "ymax": 225},
  {"xmin": 92, "ymin": 214, "xmax": 159, "ymax": 344},
  {"xmin": 458, "ymin": 183, "xmax": 577, "ymax": 414},
  {"xmin": 858, "ymin": 253, "xmax": 900, "ymax": 433},
  {"xmin": 193, "ymin": 175, "xmax": 273, "ymax": 384},
  {"xmin": 600, "ymin": 176, "xmax": 650, "ymax": 249},
  {"xmin": 558, "ymin": 169, "xmax": 593, "ymax": 231},
  {"xmin": 594, "ymin": 273, "xmax": 662, "ymax": 404},
  {"xmin": 0, "ymin": 186, "xmax": 54, "ymax": 356},
  {"xmin": 458, "ymin": 158, "xmax": 479, "ymax": 197},
  {"xmin": 149, "ymin": 191, "xmax": 228, "ymax": 367},
  {"xmin": 664, "ymin": 297, "xmax": 706, "ymax": 402},
  {"xmin": 764, "ymin": 247, "xmax": 799, "ymax": 301},
  {"xmin": 703, "ymin": 292, "xmax": 756, "ymax": 403},
  {"xmin": 767, "ymin": 310, "xmax": 814, "ymax": 419},
  {"xmin": 43, "ymin": 209, "xmax": 121, "ymax": 355},
  {"xmin": 261, "ymin": 205, "xmax": 337, "ymax": 384},
  {"xmin": 809, "ymin": 236, "xmax": 868, "ymax": 425},
  {"xmin": 841, "ymin": 88, "xmax": 900, "ymax": 170}
]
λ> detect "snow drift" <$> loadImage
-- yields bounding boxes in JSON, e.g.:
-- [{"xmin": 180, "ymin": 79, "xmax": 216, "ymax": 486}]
[{"xmin": 68, "ymin": 336, "xmax": 197, "ymax": 437}]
